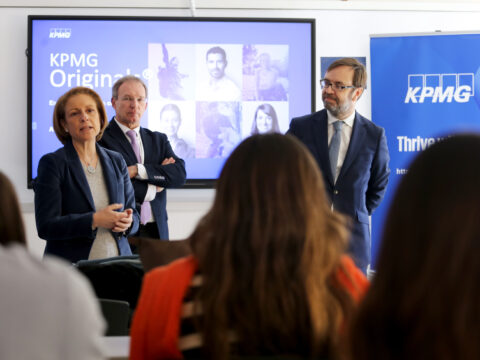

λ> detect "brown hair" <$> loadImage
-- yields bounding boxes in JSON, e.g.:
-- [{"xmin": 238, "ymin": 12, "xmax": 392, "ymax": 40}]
[
  {"xmin": 0, "ymin": 172, "xmax": 26, "ymax": 246},
  {"xmin": 190, "ymin": 133, "xmax": 352, "ymax": 359},
  {"xmin": 53, "ymin": 87, "xmax": 108, "ymax": 144},
  {"xmin": 349, "ymin": 134, "xmax": 480, "ymax": 360},
  {"xmin": 327, "ymin": 58, "xmax": 367, "ymax": 88}
]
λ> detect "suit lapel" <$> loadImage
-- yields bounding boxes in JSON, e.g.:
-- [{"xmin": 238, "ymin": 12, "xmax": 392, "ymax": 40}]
[
  {"xmin": 338, "ymin": 112, "xmax": 366, "ymax": 180},
  {"xmin": 107, "ymin": 119, "xmax": 138, "ymax": 165},
  {"xmin": 139, "ymin": 127, "xmax": 152, "ymax": 163},
  {"xmin": 314, "ymin": 111, "xmax": 334, "ymax": 184},
  {"xmin": 65, "ymin": 140, "xmax": 95, "ymax": 210},
  {"xmin": 97, "ymin": 145, "xmax": 118, "ymax": 204}
]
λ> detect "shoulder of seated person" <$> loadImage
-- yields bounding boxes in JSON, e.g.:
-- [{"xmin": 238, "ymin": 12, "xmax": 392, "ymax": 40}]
[{"xmin": 147, "ymin": 254, "xmax": 196, "ymax": 276}]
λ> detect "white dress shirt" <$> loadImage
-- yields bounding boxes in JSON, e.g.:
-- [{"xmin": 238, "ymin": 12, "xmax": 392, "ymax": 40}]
[
  {"xmin": 327, "ymin": 110, "xmax": 355, "ymax": 183},
  {"xmin": 197, "ymin": 76, "xmax": 241, "ymax": 101}
]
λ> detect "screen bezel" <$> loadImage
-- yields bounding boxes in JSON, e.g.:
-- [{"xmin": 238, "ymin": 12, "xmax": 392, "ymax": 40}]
[{"xmin": 27, "ymin": 15, "xmax": 316, "ymax": 189}]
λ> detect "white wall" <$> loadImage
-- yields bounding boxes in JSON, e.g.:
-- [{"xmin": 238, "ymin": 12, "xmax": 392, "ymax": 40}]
[{"xmin": 2, "ymin": 1, "xmax": 480, "ymax": 256}]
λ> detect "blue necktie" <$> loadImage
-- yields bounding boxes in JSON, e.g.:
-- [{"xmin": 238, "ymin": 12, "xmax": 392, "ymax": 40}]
[{"xmin": 329, "ymin": 121, "xmax": 344, "ymax": 181}]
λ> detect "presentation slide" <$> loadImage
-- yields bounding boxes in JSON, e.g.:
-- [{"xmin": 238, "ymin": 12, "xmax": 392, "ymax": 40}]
[
  {"xmin": 370, "ymin": 32, "xmax": 480, "ymax": 267},
  {"xmin": 29, "ymin": 17, "xmax": 314, "ymax": 186}
]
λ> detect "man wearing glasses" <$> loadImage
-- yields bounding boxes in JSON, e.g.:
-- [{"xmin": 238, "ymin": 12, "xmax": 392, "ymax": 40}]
[
  {"xmin": 287, "ymin": 58, "xmax": 390, "ymax": 273},
  {"xmin": 100, "ymin": 75, "xmax": 186, "ymax": 240}
]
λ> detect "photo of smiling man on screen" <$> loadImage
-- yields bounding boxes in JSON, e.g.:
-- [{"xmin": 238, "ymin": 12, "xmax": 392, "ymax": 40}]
[{"xmin": 197, "ymin": 45, "xmax": 242, "ymax": 101}]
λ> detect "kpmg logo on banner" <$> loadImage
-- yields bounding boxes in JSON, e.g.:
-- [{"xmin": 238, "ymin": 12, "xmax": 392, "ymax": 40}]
[
  {"xmin": 404, "ymin": 73, "xmax": 474, "ymax": 103},
  {"xmin": 49, "ymin": 28, "xmax": 72, "ymax": 39}
]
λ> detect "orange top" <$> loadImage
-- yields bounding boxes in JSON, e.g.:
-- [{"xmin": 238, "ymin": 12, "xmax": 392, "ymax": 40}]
[
  {"xmin": 336, "ymin": 255, "xmax": 370, "ymax": 303},
  {"xmin": 129, "ymin": 255, "xmax": 368, "ymax": 360}
]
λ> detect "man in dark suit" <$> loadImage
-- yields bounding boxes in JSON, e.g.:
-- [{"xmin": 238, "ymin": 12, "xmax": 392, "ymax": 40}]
[
  {"xmin": 100, "ymin": 75, "xmax": 186, "ymax": 240},
  {"xmin": 287, "ymin": 58, "xmax": 390, "ymax": 273}
]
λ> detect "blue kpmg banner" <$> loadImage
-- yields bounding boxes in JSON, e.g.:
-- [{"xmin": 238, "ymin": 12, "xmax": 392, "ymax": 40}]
[{"xmin": 370, "ymin": 32, "xmax": 480, "ymax": 268}]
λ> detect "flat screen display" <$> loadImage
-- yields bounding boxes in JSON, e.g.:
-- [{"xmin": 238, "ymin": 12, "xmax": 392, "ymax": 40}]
[{"xmin": 28, "ymin": 16, "xmax": 315, "ymax": 187}]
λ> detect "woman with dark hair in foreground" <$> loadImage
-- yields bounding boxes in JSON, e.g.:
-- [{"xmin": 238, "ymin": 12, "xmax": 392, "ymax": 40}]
[
  {"xmin": 0, "ymin": 171, "xmax": 26, "ymax": 246},
  {"xmin": 130, "ymin": 133, "xmax": 368, "ymax": 360},
  {"xmin": 349, "ymin": 134, "xmax": 480, "ymax": 360}
]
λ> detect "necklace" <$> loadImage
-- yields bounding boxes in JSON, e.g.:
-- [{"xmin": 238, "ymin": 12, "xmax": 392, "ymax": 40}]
[
  {"xmin": 75, "ymin": 144, "xmax": 98, "ymax": 175},
  {"xmin": 81, "ymin": 156, "xmax": 97, "ymax": 174}
]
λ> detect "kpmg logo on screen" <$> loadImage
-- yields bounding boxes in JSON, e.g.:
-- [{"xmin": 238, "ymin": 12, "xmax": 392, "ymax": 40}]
[
  {"xmin": 404, "ymin": 73, "xmax": 474, "ymax": 104},
  {"xmin": 49, "ymin": 28, "xmax": 72, "ymax": 39}
]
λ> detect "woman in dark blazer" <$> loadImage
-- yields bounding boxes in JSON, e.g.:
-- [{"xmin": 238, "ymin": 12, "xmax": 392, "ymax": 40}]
[{"xmin": 34, "ymin": 87, "xmax": 139, "ymax": 263}]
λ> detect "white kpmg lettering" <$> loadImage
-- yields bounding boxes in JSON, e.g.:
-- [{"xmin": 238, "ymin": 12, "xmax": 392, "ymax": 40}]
[
  {"xmin": 404, "ymin": 87, "xmax": 420, "ymax": 103},
  {"xmin": 50, "ymin": 53, "xmax": 98, "ymax": 67},
  {"xmin": 49, "ymin": 28, "xmax": 71, "ymax": 39},
  {"xmin": 405, "ymin": 86, "xmax": 472, "ymax": 103}
]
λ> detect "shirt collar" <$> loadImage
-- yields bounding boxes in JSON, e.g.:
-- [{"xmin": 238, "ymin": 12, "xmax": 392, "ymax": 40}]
[
  {"xmin": 327, "ymin": 110, "xmax": 355, "ymax": 128},
  {"xmin": 114, "ymin": 117, "xmax": 140, "ymax": 136}
]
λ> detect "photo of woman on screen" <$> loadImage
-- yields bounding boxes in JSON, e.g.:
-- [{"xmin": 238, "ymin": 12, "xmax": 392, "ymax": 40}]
[
  {"xmin": 158, "ymin": 103, "xmax": 195, "ymax": 158},
  {"xmin": 251, "ymin": 103, "xmax": 280, "ymax": 135}
]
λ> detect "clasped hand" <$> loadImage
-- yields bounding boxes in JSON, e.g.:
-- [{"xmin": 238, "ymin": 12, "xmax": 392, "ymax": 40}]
[{"xmin": 92, "ymin": 203, "xmax": 133, "ymax": 233}]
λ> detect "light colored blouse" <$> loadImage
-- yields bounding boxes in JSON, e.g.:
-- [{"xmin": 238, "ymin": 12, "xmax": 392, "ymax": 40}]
[{"xmin": 83, "ymin": 160, "xmax": 119, "ymax": 260}]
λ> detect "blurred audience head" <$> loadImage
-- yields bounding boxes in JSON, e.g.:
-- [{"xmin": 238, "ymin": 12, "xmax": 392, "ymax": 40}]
[
  {"xmin": 0, "ymin": 172, "xmax": 26, "ymax": 246},
  {"xmin": 190, "ymin": 133, "xmax": 350, "ymax": 358},
  {"xmin": 349, "ymin": 133, "xmax": 480, "ymax": 360},
  {"xmin": 53, "ymin": 86, "xmax": 108, "ymax": 144}
]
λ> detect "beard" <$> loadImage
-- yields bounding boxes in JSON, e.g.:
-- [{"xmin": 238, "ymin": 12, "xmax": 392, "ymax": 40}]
[{"xmin": 322, "ymin": 94, "xmax": 353, "ymax": 119}]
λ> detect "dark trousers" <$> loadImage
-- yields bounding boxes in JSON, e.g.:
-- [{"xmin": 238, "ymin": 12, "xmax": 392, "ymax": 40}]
[
  {"xmin": 137, "ymin": 222, "xmax": 160, "ymax": 239},
  {"xmin": 130, "ymin": 222, "xmax": 160, "ymax": 254}
]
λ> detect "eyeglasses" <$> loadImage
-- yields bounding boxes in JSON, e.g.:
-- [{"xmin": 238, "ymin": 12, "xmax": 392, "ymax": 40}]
[
  {"xmin": 320, "ymin": 79, "xmax": 357, "ymax": 92},
  {"xmin": 118, "ymin": 96, "xmax": 147, "ymax": 104}
]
